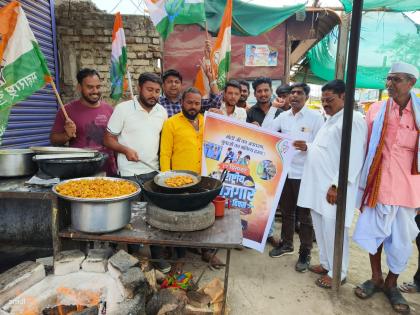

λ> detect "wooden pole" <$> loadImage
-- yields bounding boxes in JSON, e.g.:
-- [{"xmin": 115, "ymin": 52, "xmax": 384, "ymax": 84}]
[
  {"xmin": 332, "ymin": 0, "xmax": 364, "ymax": 292},
  {"xmin": 335, "ymin": 12, "xmax": 350, "ymax": 80},
  {"xmin": 50, "ymin": 79, "xmax": 69, "ymax": 121}
]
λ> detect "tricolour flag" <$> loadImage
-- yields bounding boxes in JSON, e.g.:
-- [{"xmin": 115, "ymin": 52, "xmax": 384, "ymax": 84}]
[
  {"xmin": 145, "ymin": 0, "xmax": 206, "ymax": 41},
  {"xmin": 110, "ymin": 12, "xmax": 127, "ymax": 100},
  {"xmin": 195, "ymin": 0, "xmax": 232, "ymax": 96},
  {"xmin": 0, "ymin": 1, "xmax": 52, "ymax": 143}
]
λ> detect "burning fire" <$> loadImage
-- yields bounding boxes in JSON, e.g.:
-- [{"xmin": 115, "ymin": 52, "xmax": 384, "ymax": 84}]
[
  {"xmin": 17, "ymin": 287, "xmax": 101, "ymax": 315},
  {"xmin": 55, "ymin": 287, "xmax": 100, "ymax": 314}
]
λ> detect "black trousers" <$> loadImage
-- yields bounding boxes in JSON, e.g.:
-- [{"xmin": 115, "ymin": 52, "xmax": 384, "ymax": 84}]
[
  {"xmin": 414, "ymin": 214, "xmax": 420, "ymax": 284},
  {"xmin": 279, "ymin": 177, "xmax": 313, "ymax": 252}
]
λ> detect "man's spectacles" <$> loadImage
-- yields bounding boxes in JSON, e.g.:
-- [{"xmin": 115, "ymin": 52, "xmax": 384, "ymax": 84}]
[{"xmin": 385, "ymin": 76, "xmax": 405, "ymax": 83}]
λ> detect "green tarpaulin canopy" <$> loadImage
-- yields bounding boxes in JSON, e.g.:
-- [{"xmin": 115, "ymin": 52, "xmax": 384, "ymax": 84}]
[
  {"xmin": 204, "ymin": 0, "xmax": 306, "ymax": 36},
  {"xmin": 339, "ymin": 0, "xmax": 420, "ymax": 13},
  {"xmin": 306, "ymin": 12, "xmax": 420, "ymax": 89}
]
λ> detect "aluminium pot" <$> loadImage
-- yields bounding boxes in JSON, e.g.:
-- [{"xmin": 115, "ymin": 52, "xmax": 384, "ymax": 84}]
[
  {"xmin": 0, "ymin": 149, "xmax": 37, "ymax": 177},
  {"xmin": 52, "ymin": 177, "xmax": 141, "ymax": 233}
]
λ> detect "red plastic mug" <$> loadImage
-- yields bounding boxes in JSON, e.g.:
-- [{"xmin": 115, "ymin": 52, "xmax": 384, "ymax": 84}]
[{"xmin": 212, "ymin": 196, "xmax": 226, "ymax": 217}]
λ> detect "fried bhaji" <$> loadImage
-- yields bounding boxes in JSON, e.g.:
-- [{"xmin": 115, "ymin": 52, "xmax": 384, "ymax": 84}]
[
  {"xmin": 164, "ymin": 175, "xmax": 194, "ymax": 188},
  {"xmin": 56, "ymin": 179, "xmax": 137, "ymax": 198}
]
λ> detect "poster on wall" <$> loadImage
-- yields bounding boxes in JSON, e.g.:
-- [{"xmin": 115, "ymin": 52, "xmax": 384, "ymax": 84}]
[
  {"xmin": 244, "ymin": 44, "xmax": 278, "ymax": 67},
  {"xmin": 202, "ymin": 112, "xmax": 295, "ymax": 252}
]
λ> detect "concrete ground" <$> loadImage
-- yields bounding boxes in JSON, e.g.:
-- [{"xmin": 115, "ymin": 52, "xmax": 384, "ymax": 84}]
[{"xmin": 188, "ymin": 212, "xmax": 420, "ymax": 315}]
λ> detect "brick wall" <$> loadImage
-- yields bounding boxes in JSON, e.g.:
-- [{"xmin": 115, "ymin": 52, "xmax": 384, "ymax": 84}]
[{"xmin": 55, "ymin": 0, "xmax": 162, "ymax": 104}]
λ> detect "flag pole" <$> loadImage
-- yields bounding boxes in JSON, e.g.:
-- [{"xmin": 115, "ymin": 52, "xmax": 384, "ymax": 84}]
[
  {"xmin": 50, "ymin": 79, "xmax": 70, "ymax": 121},
  {"xmin": 204, "ymin": 21, "xmax": 215, "ymax": 82},
  {"xmin": 127, "ymin": 70, "xmax": 135, "ymax": 100}
]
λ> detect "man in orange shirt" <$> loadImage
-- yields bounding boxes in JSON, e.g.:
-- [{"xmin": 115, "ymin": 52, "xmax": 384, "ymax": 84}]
[{"xmin": 354, "ymin": 62, "xmax": 420, "ymax": 314}]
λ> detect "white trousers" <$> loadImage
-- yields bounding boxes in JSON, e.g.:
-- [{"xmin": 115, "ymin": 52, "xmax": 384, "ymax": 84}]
[
  {"xmin": 353, "ymin": 204, "xmax": 419, "ymax": 274},
  {"xmin": 311, "ymin": 210, "xmax": 349, "ymax": 280}
]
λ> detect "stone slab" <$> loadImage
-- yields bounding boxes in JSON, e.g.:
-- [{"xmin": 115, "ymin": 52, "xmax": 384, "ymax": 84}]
[
  {"xmin": 81, "ymin": 249, "xmax": 112, "ymax": 273},
  {"xmin": 36, "ymin": 256, "xmax": 54, "ymax": 274},
  {"xmin": 54, "ymin": 250, "xmax": 85, "ymax": 276},
  {"xmin": 0, "ymin": 261, "xmax": 45, "ymax": 306},
  {"xmin": 114, "ymin": 292, "xmax": 146, "ymax": 315},
  {"xmin": 108, "ymin": 250, "xmax": 139, "ymax": 273},
  {"xmin": 118, "ymin": 267, "xmax": 146, "ymax": 299}
]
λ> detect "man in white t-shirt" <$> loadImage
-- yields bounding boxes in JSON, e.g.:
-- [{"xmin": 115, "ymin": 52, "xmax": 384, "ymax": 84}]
[
  {"xmin": 104, "ymin": 72, "xmax": 167, "ymax": 179},
  {"xmin": 104, "ymin": 72, "xmax": 170, "ymax": 272},
  {"xmin": 209, "ymin": 80, "xmax": 247, "ymax": 121}
]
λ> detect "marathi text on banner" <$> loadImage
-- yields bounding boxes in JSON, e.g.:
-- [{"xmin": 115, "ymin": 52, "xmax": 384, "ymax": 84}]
[{"xmin": 202, "ymin": 112, "xmax": 295, "ymax": 252}]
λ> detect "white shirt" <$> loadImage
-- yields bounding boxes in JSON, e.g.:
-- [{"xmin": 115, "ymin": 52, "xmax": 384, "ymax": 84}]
[
  {"xmin": 297, "ymin": 110, "xmax": 367, "ymax": 227},
  {"xmin": 220, "ymin": 103, "xmax": 247, "ymax": 122},
  {"xmin": 107, "ymin": 97, "xmax": 168, "ymax": 176},
  {"xmin": 262, "ymin": 106, "xmax": 324, "ymax": 179}
]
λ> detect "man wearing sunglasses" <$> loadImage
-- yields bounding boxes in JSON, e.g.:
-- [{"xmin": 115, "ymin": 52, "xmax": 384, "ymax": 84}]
[{"xmin": 353, "ymin": 62, "xmax": 420, "ymax": 314}]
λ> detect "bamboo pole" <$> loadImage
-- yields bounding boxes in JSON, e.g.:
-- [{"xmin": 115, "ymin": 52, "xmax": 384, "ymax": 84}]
[
  {"xmin": 50, "ymin": 79, "xmax": 69, "ymax": 121},
  {"xmin": 127, "ymin": 70, "xmax": 135, "ymax": 100}
]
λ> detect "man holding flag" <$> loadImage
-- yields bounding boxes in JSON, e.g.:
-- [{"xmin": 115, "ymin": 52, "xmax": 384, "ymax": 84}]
[
  {"xmin": 195, "ymin": 0, "xmax": 232, "ymax": 97},
  {"xmin": 50, "ymin": 68, "xmax": 117, "ymax": 176}
]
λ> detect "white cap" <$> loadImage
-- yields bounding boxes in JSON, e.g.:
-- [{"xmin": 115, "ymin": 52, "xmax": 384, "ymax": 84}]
[{"xmin": 388, "ymin": 62, "xmax": 419, "ymax": 80}]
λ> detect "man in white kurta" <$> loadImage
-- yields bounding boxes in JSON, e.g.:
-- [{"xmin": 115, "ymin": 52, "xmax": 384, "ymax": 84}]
[
  {"xmin": 262, "ymin": 82, "xmax": 324, "ymax": 273},
  {"xmin": 297, "ymin": 80, "xmax": 367, "ymax": 288}
]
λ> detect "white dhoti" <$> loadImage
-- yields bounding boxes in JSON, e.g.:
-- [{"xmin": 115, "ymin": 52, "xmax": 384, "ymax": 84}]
[
  {"xmin": 311, "ymin": 210, "xmax": 349, "ymax": 280},
  {"xmin": 353, "ymin": 204, "xmax": 419, "ymax": 274}
]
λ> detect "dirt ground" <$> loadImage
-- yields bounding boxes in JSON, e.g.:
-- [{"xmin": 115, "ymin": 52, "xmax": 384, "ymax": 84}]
[{"xmin": 187, "ymin": 212, "xmax": 420, "ymax": 315}]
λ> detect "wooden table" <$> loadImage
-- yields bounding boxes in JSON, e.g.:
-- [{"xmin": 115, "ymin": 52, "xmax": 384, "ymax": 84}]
[{"xmin": 60, "ymin": 206, "xmax": 243, "ymax": 313}]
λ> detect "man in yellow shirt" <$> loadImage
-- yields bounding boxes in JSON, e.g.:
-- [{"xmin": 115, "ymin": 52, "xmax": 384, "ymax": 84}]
[
  {"xmin": 160, "ymin": 87, "xmax": 223, "ymax": 267},
  {"xmin": 160, "ymin": 87, "xmax": 203, "ymax": 173}
]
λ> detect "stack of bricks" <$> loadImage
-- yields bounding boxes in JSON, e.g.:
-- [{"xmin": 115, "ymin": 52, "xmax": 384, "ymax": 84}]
[{"xmin": 55, "ymin": 0, "xmax": 162, "ymax": 104}]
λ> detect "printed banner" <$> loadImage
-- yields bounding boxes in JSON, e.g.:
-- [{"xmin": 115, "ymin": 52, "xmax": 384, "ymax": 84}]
[
  {"xmin": 245, "ymin": 44, "xmax": 278, "ymax": 67},
  {"xmin": 202, "ymin": 112, "xmax": 295, "ymax": 252}
]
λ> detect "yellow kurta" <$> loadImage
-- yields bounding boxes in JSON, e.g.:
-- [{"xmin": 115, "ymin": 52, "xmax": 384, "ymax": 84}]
[{"xmin": 160, "ymin": 112, "xmax": 203, "ymax": 173}]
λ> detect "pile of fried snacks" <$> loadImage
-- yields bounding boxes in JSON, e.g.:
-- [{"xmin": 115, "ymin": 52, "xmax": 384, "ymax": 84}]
[
  {"xmin": 56, "ymin": 179, "xmax": 137, "ymax": 198},
  {"xmin": 164, "ymin": 175, "xmax": 194, "ymax": 187}
]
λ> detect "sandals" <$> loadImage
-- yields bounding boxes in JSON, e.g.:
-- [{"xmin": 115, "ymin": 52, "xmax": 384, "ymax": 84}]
[
  {"xmin": 399, "ymin": 281, "xmax": 420, "ymax": 294},
  {"xmin": 309, "ymin": 264, "xmax": 328, "ymax": 275},
  {"xmin": 384, "ymin": 287, "xmax": 411, "ymax": 315},
  {"xmin": 354, "ymin": 279, "xmax": 383, "ymax": 299},
  {"xmin": 315, "ymin": 275, "xmax": 346, "ymax": 289}
]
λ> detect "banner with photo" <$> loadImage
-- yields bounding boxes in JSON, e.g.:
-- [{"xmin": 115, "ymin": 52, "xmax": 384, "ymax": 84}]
[
  {"xmin": 245, "ymin": 44, "xmax": 278, "ymax": 67},
  {"xmin": 202, "ymin": 112, "xmax": 295, "ymax": 252}
]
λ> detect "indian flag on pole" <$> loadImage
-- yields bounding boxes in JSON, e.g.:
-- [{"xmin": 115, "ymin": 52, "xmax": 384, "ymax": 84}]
[
  {"xmin": 145, "ymin": 0, "xmax": 206, "ymax": 41},
  {"xmin": 110, "ymin": 12, "xmax": 127, "ymax": 100},
  {"xmin": 0, "ymin": 1, "xmax": 52, "ymax": 143},
  {"xmin": 195, "ymin": 0, "xmax": 232, "ymax": 96}
]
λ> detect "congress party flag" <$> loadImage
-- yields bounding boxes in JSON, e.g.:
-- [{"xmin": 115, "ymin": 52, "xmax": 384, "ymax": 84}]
[
  {"xmin": 0, "ymin": 1, "xmax": 52, "ymax": 143},
  {"xmin": 110, "ymin": 12, "xmax": 127, "ymax": 101},
  {"xmin": 145, "ymin": 0, "xmax": 206, "ymax": 40},
  {"xmin": 195, "ymin": 0, "xmax": 231, "ymax": 95}
]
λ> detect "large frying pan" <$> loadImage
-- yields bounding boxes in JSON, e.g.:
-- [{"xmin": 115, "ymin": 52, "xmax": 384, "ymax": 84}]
[
  {"xmin": 136, "ymin": 160, "xmax": 201, "ymax": 190},
  {"xmin": 140, "ymin": 176, "xmax": 223, "ymax": 211}
]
